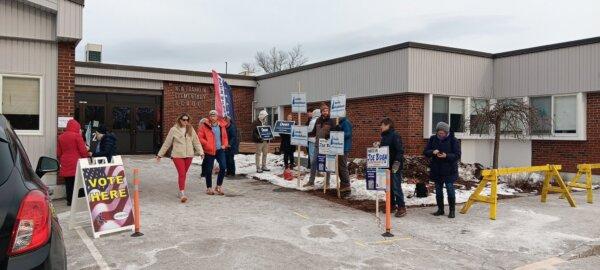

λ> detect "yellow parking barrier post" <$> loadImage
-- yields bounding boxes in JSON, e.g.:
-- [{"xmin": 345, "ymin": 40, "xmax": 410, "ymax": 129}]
[
  {"xmin": 541, "ymin": 165, "xmax": 576, "ymax": 207},
  {"xmin": 462, "ymin": 164, "xmax": 575, "ymax": 220},
  {"xmin": 460, "ymin": 169, "xmax": 498, "ymax": 220},
  {"xmin": 560, "ymin": 164, "xmax": 596, "ymax": 204}
]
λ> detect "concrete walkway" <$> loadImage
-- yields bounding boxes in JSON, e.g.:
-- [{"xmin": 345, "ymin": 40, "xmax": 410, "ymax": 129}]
[{"xmin": 56, "ymin": 155, "xmax": 600, "ymax": 270}]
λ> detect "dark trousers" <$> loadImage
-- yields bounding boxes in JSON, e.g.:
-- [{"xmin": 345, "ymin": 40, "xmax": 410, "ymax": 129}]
[
  {"xmin": 64, "ymin": 176, "xmax": 75, "ymax": 205},
  {"xmin": 435, "ymin": 179, "xmax": 456, "ymax": 206},
  {"xmin": 225, "ymin": 150, "xmax": 236, "ymax": 175},
  {"xmin": 283, "ymin": 150, "xmax": 295, "ymax": 168},
  {"xmin": 204, "ymin": 149, "xmax": 227, "ymax": 188},
  {"xmin": 390, "ymin": 171, "xmax": 405, "ymax": 208}
]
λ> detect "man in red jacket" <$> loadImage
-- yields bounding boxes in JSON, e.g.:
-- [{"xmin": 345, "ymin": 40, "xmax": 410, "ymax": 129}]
[
  {"xmin": 57, "ymin": 119, "xmax": 90, "ymax": 205},
  {"xmin": 198, "ymin": 110, "xmax": 229, "ymax": 195}
]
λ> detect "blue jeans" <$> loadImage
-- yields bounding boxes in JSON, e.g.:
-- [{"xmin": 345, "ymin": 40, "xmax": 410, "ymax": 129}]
[
  {"xmin": 308, "ymin": 141, "xmax": 315, "ymax": 165},
  {"xmin": 204, "ymin": 149, "xmax": 227, "ymax": 188},
  {"xmin": 435, "ymin": 179, "xmax": 456, "ymax": 203},
  {"xmin": 391, "ymin": 171, "xmax": 405, "ymax": 208}
]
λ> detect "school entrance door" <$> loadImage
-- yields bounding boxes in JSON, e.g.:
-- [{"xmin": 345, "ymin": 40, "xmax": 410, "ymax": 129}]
[{"xmin": 74, "ymin": 92, "xmax": 162, "ymax": 154}]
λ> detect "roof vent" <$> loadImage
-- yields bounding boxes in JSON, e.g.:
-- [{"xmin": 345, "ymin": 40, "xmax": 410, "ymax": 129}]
[{"xmin": 85, "ymin": 43, "xmax": 102, "ymax": 62}]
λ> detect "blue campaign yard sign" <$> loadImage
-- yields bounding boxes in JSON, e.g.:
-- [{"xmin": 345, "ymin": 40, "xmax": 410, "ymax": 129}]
[
  {"xmin": 257, "ymin": 126, "xmax": 274, "ymax": 140},
  {"xmin": 273, "ymin": 121, "xmax": 294, "ymax": 134},
  {"xmin": 366, "ymin": 168, "xmax": 388, "ymax": 191},
  {"xmin": 291, "ymin": 92, "xmax": 307, "ymax": 113},
  {"xmin": 330, "ymin": 94, "xmax": 346, "ymax": 118},
  {"xmin": 317, "ymin": 154, "xmax": 327, "ymax": 172}
]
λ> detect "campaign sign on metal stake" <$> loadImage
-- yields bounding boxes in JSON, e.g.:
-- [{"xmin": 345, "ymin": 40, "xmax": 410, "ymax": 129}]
[{"xmin": 69, "ymin": 156, "xmax": 135, "ymax": 238}]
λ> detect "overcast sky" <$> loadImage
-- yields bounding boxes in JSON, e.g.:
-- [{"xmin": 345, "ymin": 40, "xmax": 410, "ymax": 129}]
[{"xmin": 77, "ymin": 0, "xmax": 600, "ymax": 74}]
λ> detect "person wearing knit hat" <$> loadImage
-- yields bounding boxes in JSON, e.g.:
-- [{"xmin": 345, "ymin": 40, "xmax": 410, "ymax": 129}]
[
  {"xmin": 251, "ymin": 109, "xmax": 270, "ymax": 173},
  {"xmin": 423, "ymin": 122, "xmax": 461, "ymax": 219}
]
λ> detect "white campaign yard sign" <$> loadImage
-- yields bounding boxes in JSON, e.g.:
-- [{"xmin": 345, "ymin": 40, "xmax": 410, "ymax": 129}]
[
  {"xmin": 318, "ymin": 138, "xmax": 329, "ymax": 155},
  {"xmin": 291, "ymin": 125, "xmax": 308, "ymax": 146},
  {"xmin": 291, "ymin": 92, "xmax": 307, "ymax": 113},
  {"xmin": 330, "ymin": 94, "xmax": 346, "ymax": 118},
  {"xmin": 367, "ymin": 146, "xmax": 390, "ymax": 168},
  {"xmin": 328, "ymin": 131, "xmax": 344, "ymax": 155}
]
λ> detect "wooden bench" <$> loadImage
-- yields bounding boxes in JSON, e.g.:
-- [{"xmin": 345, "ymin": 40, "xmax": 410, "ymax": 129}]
[{"xmin": 239, "ymin": 142, "xmax": 280, "ymax": 154}]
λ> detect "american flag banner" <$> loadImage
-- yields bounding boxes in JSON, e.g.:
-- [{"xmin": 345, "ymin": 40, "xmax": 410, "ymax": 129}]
[
  {"xmin": 212, "ymin": 70, "xmax": 235, "ymax": 121},
  {"xmin": 82, "ymin": 165, "xmax": 134, "ymax": 234}
]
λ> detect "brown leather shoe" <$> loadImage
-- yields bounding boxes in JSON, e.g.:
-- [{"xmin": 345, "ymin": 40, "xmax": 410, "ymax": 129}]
[{"xmin": 395, "ymin": 207, "xmax": 407, "ymax": 217}]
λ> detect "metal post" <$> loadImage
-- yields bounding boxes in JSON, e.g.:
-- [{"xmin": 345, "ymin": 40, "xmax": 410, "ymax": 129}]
[{"xmin": 131, "ymin": 168, "xmax": 144, "ymax": 237}]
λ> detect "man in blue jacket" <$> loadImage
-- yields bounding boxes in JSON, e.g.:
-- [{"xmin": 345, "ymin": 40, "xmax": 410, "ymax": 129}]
[
  {"xmin": 224, "ymin": 116, "xmax": 239, "ymax": 176},
  {"xmin": 337, "ymin": 117, "xmax": 353, "ymax": 192},
  {"xmin": 92, "ymin": 125, "xmax": 117, "ymax": 163},
  {"xmin": 379, "ymin": 118, "xmax": 406, "ymax": 217}
]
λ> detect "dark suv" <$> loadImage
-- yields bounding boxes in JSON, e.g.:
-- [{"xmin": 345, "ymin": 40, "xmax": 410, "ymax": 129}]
[{"xmin": 0, "ymin": 115, "xmax": 66, "ymax": 269}]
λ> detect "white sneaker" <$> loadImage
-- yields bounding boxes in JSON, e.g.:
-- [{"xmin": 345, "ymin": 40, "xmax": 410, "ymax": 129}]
[{"xmin": 178, "ymin": 191, "xmax": 188, "ymax": 203}]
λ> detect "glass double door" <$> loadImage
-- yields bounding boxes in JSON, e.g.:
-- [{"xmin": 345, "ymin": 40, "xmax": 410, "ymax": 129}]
[
  {"xmin": 110, "ymin": 105, "xmax": 158, "ymax": 154},
  {"xmin": 75, "ymin": 92, "xmax": 161, "ymax": 155}
]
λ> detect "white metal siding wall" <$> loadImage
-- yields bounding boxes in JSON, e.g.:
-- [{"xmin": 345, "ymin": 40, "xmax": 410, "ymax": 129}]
[
  {"xmin": 75, "ymin": 75, "xmax": 163, "ymax": 90},
  {"xmin": 494, "ymin": 43, "xmax": 600, "ymax": 98},
  {"xmin": 408, "ymin": 48, "xmax": 493, "ymax": 97},
  {"xmin": 75, "ymin": 66, "xmax": 257, "ymax": 88},
  {"xmin": 0, "ymin": 38, "xmax": 58, "ymax": 166},
  {"xmin": 0, "ymin": 0, "xmax": 56, "ymax": 41},
  {"xmin": 56, "ymin": 0, "xmax": 81, "ymax": 40},
  {"xmin": 255, "ymin": 49, "xmax": 409, "ymax": 107}
]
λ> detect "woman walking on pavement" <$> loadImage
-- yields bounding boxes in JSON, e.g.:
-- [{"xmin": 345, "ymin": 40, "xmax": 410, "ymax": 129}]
[
  {"xmin": 156, "ymin": 113, "xmax": 204, "ymax": 203},
  {"xmin": 379, "ymin": 118, "xmax": 406, "ymax": 217},
  {"xmin": 424, "ymin": 122, "xmax": 461, "ymax": 218},
  {"xmin": 198, "ymin": 110, "xmax": 230, "ymax": 195},
  {"xmin": 57, "ymin": 119, "xmax": 91, "ymax": 206}
]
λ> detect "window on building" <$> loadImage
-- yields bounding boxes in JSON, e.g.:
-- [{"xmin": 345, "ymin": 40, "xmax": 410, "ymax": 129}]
[
  {"xmin": 255, "ymin": 107, "xmax": 278, "ymax": 127},
  {"xmin": 530, "ymin": 96, "xmax": 552, "ymax": 135},
  {"xmin": 469, "ymin": 99, "xmax": 489, "ymax": 134},
  {"xmin": 554, "ymin": 95, "xmax": 577, "ymax": 134},
  {"xmin": 1, "ymin": 76, "xmax": 42, "ymax": 132},
  {"xmin": 432, "ymin": 96, "xmax": 464, "ymax": 133}
]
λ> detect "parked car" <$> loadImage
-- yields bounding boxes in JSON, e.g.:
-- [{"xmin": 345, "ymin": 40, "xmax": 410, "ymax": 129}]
[{"xmin": 0, "ymin": 114, "xmax": 66, "ymax": 269}]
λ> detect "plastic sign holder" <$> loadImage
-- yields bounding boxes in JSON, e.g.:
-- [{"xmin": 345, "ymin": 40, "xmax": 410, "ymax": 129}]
[{"xmin": 69, "ymin": 156, "xmax": 135, "ymax": 238}]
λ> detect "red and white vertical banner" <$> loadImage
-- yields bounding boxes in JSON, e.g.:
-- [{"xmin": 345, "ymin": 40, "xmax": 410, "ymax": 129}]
[{"xmin": 212, "ymin": 70, "xmax": 235, "ymax": 120}]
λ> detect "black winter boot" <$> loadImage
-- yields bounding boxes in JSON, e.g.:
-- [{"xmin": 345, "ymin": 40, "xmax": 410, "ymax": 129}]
[
  {"xmin": 432, "ymin": 195, "xmax": 445, "ymax": 216},
  {"xmin": 448, "ymin": 197, "xmax": 456, "ymax": 219}
]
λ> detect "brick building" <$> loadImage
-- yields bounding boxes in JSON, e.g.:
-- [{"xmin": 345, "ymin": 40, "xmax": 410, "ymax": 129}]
[{"xmin": 3, "ymin": 0, "xmax": 600, "ymax": 198}]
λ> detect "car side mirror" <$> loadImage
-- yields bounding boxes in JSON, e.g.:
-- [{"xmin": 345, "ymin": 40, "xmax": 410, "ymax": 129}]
[{"xmin": 36, "ymin": 156, "xmax": 60, "ymax": 178}]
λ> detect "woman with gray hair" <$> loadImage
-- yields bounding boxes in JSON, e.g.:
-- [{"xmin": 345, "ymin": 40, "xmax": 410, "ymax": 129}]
[{"xmin": 423, "ymin": 122, "xmax": 461, "ymax": 218}]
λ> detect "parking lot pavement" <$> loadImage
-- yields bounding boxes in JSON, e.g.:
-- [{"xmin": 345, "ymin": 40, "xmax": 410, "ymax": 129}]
[{"xmin": 55, "ymin": 155, "xmax": 600, "ymax": 270}]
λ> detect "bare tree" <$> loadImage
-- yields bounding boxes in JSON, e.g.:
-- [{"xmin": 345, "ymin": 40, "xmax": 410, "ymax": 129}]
[
  {"xmin": 468, "ymin": 99, "xmax": 548, "ymax": 169},
  {"xmin": 249, "ymin": 45, "xmax": 308, "ymax": 74},
  {"xmin": 240, "ymin": 62, "xmax": 257, "ymax": 74}
]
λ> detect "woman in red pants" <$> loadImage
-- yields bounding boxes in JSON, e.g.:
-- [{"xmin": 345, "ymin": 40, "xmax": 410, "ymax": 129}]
[{"xmin": 156, "ymin": 113, "xmax": 204, "ymax": 203}]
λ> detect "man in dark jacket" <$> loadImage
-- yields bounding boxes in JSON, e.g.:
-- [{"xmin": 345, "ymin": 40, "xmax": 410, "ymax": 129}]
[
  {"xmin": 423, "ymin": 122, "xmax": 461, "ymax": 218},
  {"xmin": 336, "ymin": 117, "xmax": 353, "ymax": 191},
  {"xmin": 280, "ymin": 114, "xmax": 297, "ymax": 168},
  {"xmin": 251, "ymin": 110, "xmax": 270, "ymax": 173},
  {"xmin": 305, "ymin": 103, "xmax": 335, "ymax": 187},
  {"xmin": 224, "ymin": 116, "xmax": 239, "ymax": 176},
  {"xmin": 92, "ymin": 125, "xmax": 117, "ymax": 163},
  {"xmin": 379, "ymin": 118, "xmax": 406, "ymax": 217}
]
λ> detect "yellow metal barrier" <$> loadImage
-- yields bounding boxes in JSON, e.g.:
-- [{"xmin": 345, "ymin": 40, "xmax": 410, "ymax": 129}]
[
  {"xmin": 559, "ymin": 163, "xmax": 598, "ymax": 204},
  {"xmin": 460, "ymin": 165, "xmax": 575, "ymax": 220}
]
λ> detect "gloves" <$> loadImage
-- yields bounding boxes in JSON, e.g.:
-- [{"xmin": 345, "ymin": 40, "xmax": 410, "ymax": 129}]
[{"xmin": 392, "ymin": 161, "xmax": 401, "ymax": 173}]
